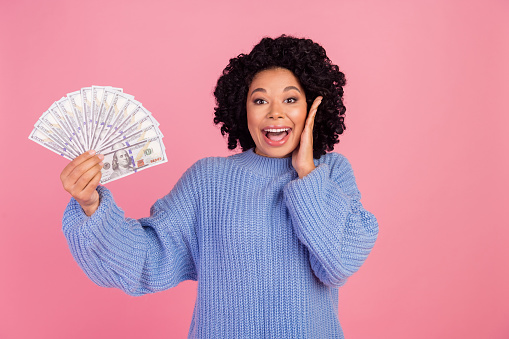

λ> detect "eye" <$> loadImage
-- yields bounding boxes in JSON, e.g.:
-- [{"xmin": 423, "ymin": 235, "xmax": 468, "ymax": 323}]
[
  {"xmin": 285, "ymin": 97, "xmax": 297, "ymax": 103},
  {"xmin": 253, "ymin": 98, "xmax": 267, "ymax": 105}
]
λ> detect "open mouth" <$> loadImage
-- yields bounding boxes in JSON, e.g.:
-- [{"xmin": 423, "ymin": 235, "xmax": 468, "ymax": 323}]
[
  {"xmin": 261, "ymin": 127, "xmax": 292, "ymax": 146},
  {"xmin": 263, "ymin": 127, "xmax": 291, "ymax": 142}
]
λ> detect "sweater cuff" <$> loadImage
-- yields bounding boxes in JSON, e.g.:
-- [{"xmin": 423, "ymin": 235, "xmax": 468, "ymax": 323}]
[{"xmin": 62, "ymin": 186, "xmax": 117, "ymax": 240}]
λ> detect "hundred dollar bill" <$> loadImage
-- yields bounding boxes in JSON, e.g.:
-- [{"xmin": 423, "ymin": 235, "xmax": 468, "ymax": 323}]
[
  {"xmin": 90, "ymin": 88, "xmax": 118, "ymax": 150},
  {"xmin": 30, "ymin": 86, "xmax": 167, "ymax": 184},
  {"xmin": 90, "ymin": 86, "xmax": 104, "ymax": 145},
  {"xmin": 43, "ymin": 102, "xmax": 79, "ymax": 150},
  {"xmin": 47, "ymin": 102, "xmax": 85, "ymax": 153},
  {"xmin": 40, "ymin": 107, "xmax": 80, "ymax": 154},
  {"xmin": 100, "ymin": 136, "xmax": 167, "ymax": 184},
  {"xmin": 56, "ymin": 97, "xmax": 87, "ymax": 153},
  {"xmin": 98, "ymin": 105, "xmax": 157, "ymax": 151},
  {"xmin": 81, "ymin": 87, "xmax": 93, "ymax": 149},
  {"xmin": 33, "ymin": 119, "xmax": 69, "ymax": 150},
  {"xmin": 67, "ymin": 91, "xmax": 89, "ymax": 149},
  {"xmin": 100, "ymin": 96, "xmax": 141, "ymax": 146},
  {"xmin": 92, "ymin": 90, "xmax": 134, "ymax": 151},
  {"xmin": 34, "ymin": 117, "xmax": 80, "ymax": 158},
  {"xmin": 98, "ymin": 113, "xmax": 161, "ymax": 154},
  {"xmin": 28, "ymin": 128, "xmax": 74, "ymax": 160},
  {"xmin": 90, "ymin": 86, "xmax": 123, "ymax": 150},
  {"xmin": 98, "ymin": 125, "xmax": 162, "ymax": 154}
]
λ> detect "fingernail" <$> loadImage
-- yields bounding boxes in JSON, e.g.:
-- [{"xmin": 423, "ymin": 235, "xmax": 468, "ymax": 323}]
[
  {"xmin": 99, "ymin": 161, "xmax": 104, "ymax": 167},
  {"xmin": 98, "ymin": 154, "xmax": 104, "ymax": 160},
  {"xmin": 88, "ymin": 150, "xmax": 96, "ymax": 155}
]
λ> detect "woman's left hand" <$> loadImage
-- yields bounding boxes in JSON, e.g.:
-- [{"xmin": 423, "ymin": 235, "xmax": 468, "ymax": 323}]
[{"xmin": 292, "ymin": 96, "xmax": 323, "ymax": 179}]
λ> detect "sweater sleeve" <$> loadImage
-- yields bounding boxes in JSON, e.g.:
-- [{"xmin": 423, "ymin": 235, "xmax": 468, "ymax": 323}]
[
  {"xmin": 283, "ymin": 154, "xmax": 378, "ymax": 287},
  {"xmin": 62, "ymin": 163, "xmax": 201, "ymax": 296}
]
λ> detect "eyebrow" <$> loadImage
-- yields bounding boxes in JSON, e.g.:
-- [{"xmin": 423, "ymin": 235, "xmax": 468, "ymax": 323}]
[{"xmin": 250, "ymin": 86, "xmax": 301, "ymax": 97}]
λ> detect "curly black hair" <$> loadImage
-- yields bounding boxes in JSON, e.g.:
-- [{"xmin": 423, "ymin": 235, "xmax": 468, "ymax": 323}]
[{"xmin": 213, "ymin": 34, "xmax": 346, "ymax": 159}]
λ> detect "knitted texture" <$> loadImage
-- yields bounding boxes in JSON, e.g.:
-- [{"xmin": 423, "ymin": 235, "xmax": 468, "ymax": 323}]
[{"xmin": 62, "ymin": 148, "xmax": 379, "ymax": 338}]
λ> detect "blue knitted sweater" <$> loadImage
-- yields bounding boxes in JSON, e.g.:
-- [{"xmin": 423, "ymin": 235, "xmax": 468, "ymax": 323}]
[{"xmin": 62, "ymin": 148, "xmax": 378, "ymax": 338}]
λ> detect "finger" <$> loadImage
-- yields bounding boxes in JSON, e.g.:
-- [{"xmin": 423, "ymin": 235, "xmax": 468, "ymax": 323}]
[
  {"xmin": 78, "ymin": 168, "xmax": 102, "ymax": 201},
  {"xmin": 306, "ymin": 96, "xmax": 322, "ymax": 131},
  {"xmin": 308, "ymin": 96, "xmax": 323, "ymax": 124},
  {"xmin": 66, "ymin": 154, "xmax": 104, "ymax": 187},
  {"xmin": 310, "ymin": 96, "xmax": 323, "ymax": 131},
  {"xmin": 74, "ymin": 161, "xmax": 103, "ymax": 188},
  {"xmin": 61, "ymin": 150, "xmax": 97, "ymax": 181},
  {"xmin": 309, "ymin": 96, "xmax": 323, "ymax": 113}
]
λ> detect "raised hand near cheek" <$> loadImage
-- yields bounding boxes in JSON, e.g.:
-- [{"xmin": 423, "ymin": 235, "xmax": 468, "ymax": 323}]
[
  {"xmin": 292, "ymin": 96, "xmax": 323, "ymax": 179},
  {"xmin": 60, "ymin": 150, "xmax": 104, "ymax": 216}
]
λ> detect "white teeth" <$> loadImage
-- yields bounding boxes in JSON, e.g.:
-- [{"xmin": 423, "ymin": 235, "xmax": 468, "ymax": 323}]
[{"xmin": 263, "ymin": 128, "xmax": 290, "ymax": 133}]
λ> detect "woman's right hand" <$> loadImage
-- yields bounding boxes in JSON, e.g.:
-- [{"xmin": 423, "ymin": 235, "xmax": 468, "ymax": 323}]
[{"xmin": 60, "ymin": 150, "xmax": 104, "ymax": 216}]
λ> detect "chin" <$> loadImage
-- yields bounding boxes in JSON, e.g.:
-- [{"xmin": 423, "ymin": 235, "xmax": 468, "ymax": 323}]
[{"xmin": 256, "ymin": 145, "xmax": 295, "ymax": 158}]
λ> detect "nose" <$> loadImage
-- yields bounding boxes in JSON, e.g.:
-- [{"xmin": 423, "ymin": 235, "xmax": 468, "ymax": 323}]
[{"xmin": 267, "ymin": 101, "xmax": 284, "ymax": 119}]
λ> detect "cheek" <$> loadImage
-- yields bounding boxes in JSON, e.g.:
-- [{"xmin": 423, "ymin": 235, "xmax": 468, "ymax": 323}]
[
  {"xmin": 247, "ymin": 127, "xmax": 258, "ymax": 142},
  {"xmin": 290, "ymin": 109, "xmax": 308, "ymax": 131},
  {"xmin": 246, "ymin": 109, "xmax": 261, "ymax": 139}
]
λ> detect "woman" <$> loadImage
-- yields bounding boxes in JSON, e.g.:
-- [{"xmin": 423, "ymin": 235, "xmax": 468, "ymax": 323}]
[{"xmin": 60, "ymin": 35, "xmax": 378, "ymax": 338}]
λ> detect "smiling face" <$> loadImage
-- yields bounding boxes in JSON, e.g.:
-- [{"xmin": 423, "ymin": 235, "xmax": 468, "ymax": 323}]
[{"xmin": 246, "ymin": 67, "xmax": 308, "ymax": 158}]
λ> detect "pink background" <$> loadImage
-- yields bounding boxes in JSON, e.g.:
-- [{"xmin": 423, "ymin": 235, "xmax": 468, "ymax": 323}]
[{"xmin": 1, "ymin": 0, "xmax": 508, "ymax": 338}]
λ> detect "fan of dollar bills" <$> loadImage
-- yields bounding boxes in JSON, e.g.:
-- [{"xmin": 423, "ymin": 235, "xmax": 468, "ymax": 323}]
[{"xmin": 29, "ymin": 86, "xmax": 167, "ymax": 184}]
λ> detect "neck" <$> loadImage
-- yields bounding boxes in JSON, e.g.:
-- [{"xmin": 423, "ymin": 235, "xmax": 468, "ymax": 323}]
[{"xmin": 254, "ymin": 147, "xmax": 292, "ymax": 158}]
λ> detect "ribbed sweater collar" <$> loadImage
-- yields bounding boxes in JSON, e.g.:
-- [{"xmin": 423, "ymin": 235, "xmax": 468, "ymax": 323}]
[{"xmin": 233, "ymin": 148, "xmax": 294, "ymax": 176}]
